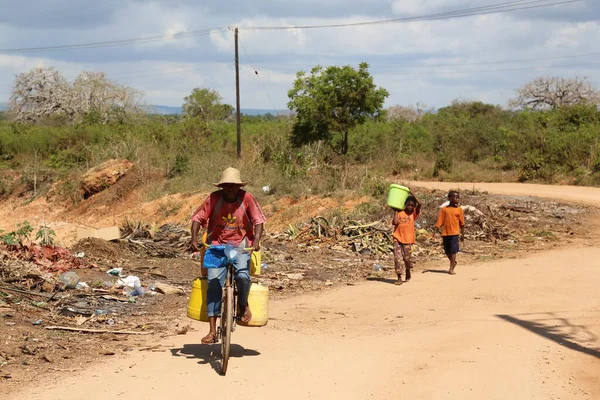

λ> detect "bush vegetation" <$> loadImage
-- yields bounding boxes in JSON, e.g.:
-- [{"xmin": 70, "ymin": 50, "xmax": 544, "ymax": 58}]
[{"xmin": 0, "ymin": 100, "xmax": 599, "ymax": 203}]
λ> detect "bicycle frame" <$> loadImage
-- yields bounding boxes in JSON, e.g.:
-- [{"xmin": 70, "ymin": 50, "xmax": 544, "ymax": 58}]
[{"xmin": 202, "ymin": 243, "xmax": 252, "ymax": 375}]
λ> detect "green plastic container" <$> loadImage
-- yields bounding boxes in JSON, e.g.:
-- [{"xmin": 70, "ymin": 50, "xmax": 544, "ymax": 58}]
[{"xmin": 387, "ymin": 184, "xmax": 411, "ymax": 210}]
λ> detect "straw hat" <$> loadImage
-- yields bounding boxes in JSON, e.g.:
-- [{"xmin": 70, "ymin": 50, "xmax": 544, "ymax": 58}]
[{"xmin": 213, "ymin": 167, "xmax": 247, "ymax": 187}]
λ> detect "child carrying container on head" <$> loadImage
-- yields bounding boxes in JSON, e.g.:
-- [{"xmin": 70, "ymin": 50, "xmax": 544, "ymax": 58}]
[
  {"xmin": 392, "ymin": 193, "xmax": 421, "ymax": 285},
  {"xmin": 435, "ymin": 190, "xmax": 465, "ymax": 275}
]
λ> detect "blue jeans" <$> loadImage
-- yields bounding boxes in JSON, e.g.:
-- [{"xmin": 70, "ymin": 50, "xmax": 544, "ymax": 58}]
[{"xmin": 206, "ymin": 252, "xmax": 251, "ymax": 317}]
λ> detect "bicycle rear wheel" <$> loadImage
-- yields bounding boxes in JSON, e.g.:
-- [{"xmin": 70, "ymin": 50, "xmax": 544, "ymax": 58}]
[{"xmin": 220, "ymin": 285, "xmax": 234, "ymax": 375}]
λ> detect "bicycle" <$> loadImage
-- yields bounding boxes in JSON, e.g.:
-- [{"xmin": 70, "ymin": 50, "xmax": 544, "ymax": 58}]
[{"xmin": 203, "ymin": 243, "xmax": 252, "ymax": 375}]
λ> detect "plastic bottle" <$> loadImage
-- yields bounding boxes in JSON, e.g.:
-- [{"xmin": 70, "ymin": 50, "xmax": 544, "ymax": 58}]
[
  {"xmin": 106, "ymin": 268, "xmax": 123, "ymax": 277},
  {"xmin": 373, "ymin": 264, "xmax": 383, "ymax": 272},
  {"xmin": 130, "ymin": 281, "xmax": 145, "ymax": 296},
  {"xmin": 261, "ymin": 262, "xmax": 268, "ymax": 271},
  {"xmin": 58, "ymin": 271, "xmax": 80, "ymax": 289}
]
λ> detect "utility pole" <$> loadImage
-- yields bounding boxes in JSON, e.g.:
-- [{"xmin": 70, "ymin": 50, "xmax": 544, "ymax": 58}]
[{"xmin": 234, "ymin": 28, "xmax": 242, "ymax": 159}]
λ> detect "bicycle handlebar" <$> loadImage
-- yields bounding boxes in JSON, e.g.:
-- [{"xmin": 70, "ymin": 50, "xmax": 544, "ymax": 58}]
[{"xmin": 199, "ymin": 243, "xmax": 253, "ymax": 252}]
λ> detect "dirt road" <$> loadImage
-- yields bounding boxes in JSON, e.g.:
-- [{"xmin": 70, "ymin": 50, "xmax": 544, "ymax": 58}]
[
  {"xmin": 410, "ymin": 181, "xmax": 600, "ymax": 206},
  {"xmin": 5, "ymin": 183, "xmax": 600, "ymax": 400}
]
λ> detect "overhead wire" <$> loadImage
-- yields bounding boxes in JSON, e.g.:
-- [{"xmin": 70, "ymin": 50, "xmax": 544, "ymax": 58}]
[
  {"xmin": 243, "ymin": 0, "xmax": 582, "ymax": 30},
  {"xmin": 78, "ymin": 51, "xmax": 600, "ymax": 85},
  {"xmin": 250, "ymin": 52, "xmax": 600, "ymax": 70},
  {"xmin": 0, "ymin": 27, "xmax": 227, "ymax": 53},
  {"xmin": 376, "ymin": 60, "xmax": 600, "ymax": 75},
  {"xmin": 0, "ymin": 0, "xmax": 581, "ymax": 53},
  {"xmin": 104, "ymin": 58, "xmax": 600, "ymax": 89},
  {"xmin": 238, "ymin": 39, "xmax": 278, "ymax": 110},
  {"xmin": 0, "ymin": 0, "xmax": 590, "ymax": 106},
  {"xmin": 106, "ymin": 62, "xmax": 226, "ymax": 80}
]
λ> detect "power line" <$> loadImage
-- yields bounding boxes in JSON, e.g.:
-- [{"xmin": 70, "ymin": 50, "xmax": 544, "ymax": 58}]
[
  {"xmin": 105, "ymin": 62, "xmax": 226, "ymax": 79},
  {"xmin": 78, "ymin": 53, "xmax": 600, "ymax": 84},
  {"xmin": 0, "ymin": 0, "xmax": 580, "ymax": 54},
  {"xmin": 239, "ymin": 39, "xmax": 278, "ymax": 110},
  {"xmin": 243, "ymin": 0, "xmax": 581, "ymax": 31},
  {"xmin": 0, "ymin": 27, "xmax": 227, "ymax": 53},
  {"xmin": 376, "ymin": 60, "xmax": 600, "ymax": 76},
  {"xmin": 112, "ymin": 59, "xmax": 600, "ymax": 90},
  {"xmin": 371, "ymin": 52, "xmax": 600, "ymax": 69},
  {"xmin": 248, "ymin": 51, "xmax": 600, "ymax": 70}
]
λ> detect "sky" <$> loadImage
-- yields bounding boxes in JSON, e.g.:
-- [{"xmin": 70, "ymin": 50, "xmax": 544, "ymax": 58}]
[{"xmin": 0, "ymin": 0, "xmax": 598, "ymax": 110}]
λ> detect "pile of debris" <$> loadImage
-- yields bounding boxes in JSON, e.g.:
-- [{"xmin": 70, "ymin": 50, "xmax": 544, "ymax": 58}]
[
  {"xmin": 283, "ymin": 217, "xmax": 394, "ymax": 255},
  {"xmin": 271, "ymin": 190, "xmax": 583, "ymax": 260},
  {"xmin": 1, "ymin": 243, "xmax": 89, "ymax": 288},
  {"xmin": 120, "ymin": 221, "xmax": 190, "ymax": 258},
  {"xmin": 1, "ymin": 257, "xmax": 183, "ymax": 333},
  {"xmin": 0, "ymin": 227, "xmax": 189, "ymax": 339}
]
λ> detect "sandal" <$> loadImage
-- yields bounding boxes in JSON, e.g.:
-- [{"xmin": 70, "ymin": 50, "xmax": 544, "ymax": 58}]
[{"xmin": 201, "ymin": 332, "xmax": 217, "ymax": 344}]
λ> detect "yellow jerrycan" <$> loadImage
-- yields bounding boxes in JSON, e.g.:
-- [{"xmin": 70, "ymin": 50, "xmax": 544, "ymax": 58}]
[
  {"xmin": 188, "ymin": 279, "xmax": 269, "ymax": 326},
  {"xmin": 250, "ymin": 250, "xmax": 261, "ymax": 276},
  {"xmin": 187, "ymin": 235, "xmax": 263, "ymax": 323},
  {"xmin": 187, "ymin": 277, "xmax": 209, "ymax": 322},
  {"xmin": 239, "ymin": 283, "xmax": 269, "ymax": 327}
]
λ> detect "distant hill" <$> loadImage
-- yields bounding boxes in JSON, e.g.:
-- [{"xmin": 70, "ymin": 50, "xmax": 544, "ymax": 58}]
[
  {"xmin": 144, "ymin": 105, "xmax": 182, "ymax": 115},
  {"xmin": 240, "ymin": 108, "xmax": 290, "ymax": 116},
  {"xmin": 0, "ymin": 103, "xmax": 288, "ymax": 116},
  {"xmin": 146, "ymin": 105, "xmax": 288, "ymax": 116}
]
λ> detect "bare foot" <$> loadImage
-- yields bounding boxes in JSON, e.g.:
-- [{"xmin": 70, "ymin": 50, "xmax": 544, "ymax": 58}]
[
  {"xmin": 405, "ymin": 270, "xmax": 412, "ymax": 281},
  {"xmin": 240, "ymin": 306, "xmax": 252, "ymax": 323},
  {"xmin": 201, "ymin": 332, "xmax": 216, "ymax": 344},
  {"xmin": 394, "ymin": 279, "xmax": 403, "ymax": 285}
]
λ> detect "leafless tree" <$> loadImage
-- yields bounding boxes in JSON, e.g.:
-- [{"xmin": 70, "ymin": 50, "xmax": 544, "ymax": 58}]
[
  {"xmin": 9, "ymin": 67, "xmax": 142, "ymax": 123},
  {"xmin": 9, "ymin": 67, "xmax": 74, "ymax": 123},
  {"xmin": 509, "ymin": 76, "xmax": 600, "ymax": 110},
  {"xmin": 387, "ymin": 102, "xmax": 432, "ymax": 122},
  {"xmin": 72, "ymin": 71, "xmax": 142, "ymax": 123}
]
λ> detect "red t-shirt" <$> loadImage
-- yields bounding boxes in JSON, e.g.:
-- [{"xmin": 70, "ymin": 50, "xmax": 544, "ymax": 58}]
[{"xmin": 191, "ymin": 190, "xmax": 266, "ymax": 246}]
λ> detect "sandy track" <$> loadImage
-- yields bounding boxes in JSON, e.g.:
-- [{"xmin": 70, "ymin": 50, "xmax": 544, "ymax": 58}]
[
  {"xmin": 409, "ymin": 181, "xmax": 600, "ymax": 206},
  {"xmin": 5, "ymin": 183, "xmax": 600, "ymax": 400}
]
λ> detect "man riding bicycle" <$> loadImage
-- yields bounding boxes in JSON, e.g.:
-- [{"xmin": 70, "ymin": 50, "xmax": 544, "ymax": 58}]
[{"xmin": 190, "ymin": 167, "xmax": 266, "ymax": 344}]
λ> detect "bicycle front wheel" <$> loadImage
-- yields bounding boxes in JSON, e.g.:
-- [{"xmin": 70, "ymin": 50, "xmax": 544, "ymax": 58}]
[{"xmin": 220, "ymin": 285, "xmax": 234, "ymax": 375}]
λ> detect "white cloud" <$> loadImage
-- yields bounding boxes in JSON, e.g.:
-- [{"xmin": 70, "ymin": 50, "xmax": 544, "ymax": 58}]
[
  {"xmin": 543, "ymin": 22, "xmax": 600, "ymax": 52},
  {"xmin": 209, "ymin": 13, "xmax": 545, "ymax": 59},
  {"xmin": 391, "ymin": 0, "xmax": 471, "ymax": 16},
  {"xmin": 0, "ymin": 0, "xmax": 598, "ymax": 109}
]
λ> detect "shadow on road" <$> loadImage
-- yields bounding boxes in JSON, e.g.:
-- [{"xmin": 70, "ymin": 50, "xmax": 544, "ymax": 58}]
[
  {"xmin": 496, "ymin": 313, "xmax": 600, "ymax": 359},
  {"xmin": 170, "ymin": 343, "xmax": 261, "ymax": 373},
  {"xmin": 422, "ymin": 269, "xmax": 450, "ymax": 274},
  {"xmin": 366, "ymin": 276, "xmax": 398, "ymax": 285}
]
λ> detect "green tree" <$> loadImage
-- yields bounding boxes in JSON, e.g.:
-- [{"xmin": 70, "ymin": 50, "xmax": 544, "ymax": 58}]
[
  {"xmin": 287, "ymin": 62, "xmax": 389, "ymax": 156},
  {"xmin": 182, "ymin": 88, "xmax": 233, "ymax": 122}
]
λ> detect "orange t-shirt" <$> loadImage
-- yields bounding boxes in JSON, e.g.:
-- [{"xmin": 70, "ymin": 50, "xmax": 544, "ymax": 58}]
[
  {"xmin": 435, "ymin": 206, "xmax": 465, "ymax": 236},
  {"xmin": 393, "ymin": 210, "xmax": 419, "ymax": 244}
]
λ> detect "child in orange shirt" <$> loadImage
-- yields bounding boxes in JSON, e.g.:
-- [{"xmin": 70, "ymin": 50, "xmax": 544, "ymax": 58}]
[
  {"xmin": 392, "ymin": 193, "xmax": 421, "ymax": 285},
  {"xmin": 435, "ymin": 191, "xmax": 465, "ymax": 275}
]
